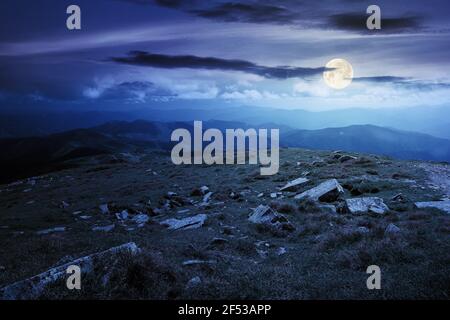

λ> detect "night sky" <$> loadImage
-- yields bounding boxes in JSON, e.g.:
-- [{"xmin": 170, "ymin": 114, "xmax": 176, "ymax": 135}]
[{"xmin": 1, "ymin": 0, "xmax": 450, "ymax": 111}]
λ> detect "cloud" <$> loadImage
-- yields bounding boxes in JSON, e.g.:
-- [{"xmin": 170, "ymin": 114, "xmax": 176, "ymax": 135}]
[
  {"xmin": 191, "ymin": 3, "xmax": 297, "ymax": 24},
  {"xmin": 111, "ymin": 51, "xmax": 327, "ymax": 79},
  {"xmin": 328, "ymin": 14, "xmax": 422, "ymax": 33}
]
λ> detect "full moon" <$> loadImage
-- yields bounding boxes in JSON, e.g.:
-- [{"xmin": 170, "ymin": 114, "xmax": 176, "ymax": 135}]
[{"xmin": 323, "ymin": 58, "xmax": 354, "ymax": 90}]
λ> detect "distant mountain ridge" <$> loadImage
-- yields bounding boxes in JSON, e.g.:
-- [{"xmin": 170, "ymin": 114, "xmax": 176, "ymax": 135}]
[
  {"xmin": 1, "ymin": 105, "xmax": 449, "ymax": 139},
  {"xmin": 1, "ymin": 120, "xmax": 449, "ymax": 183}
]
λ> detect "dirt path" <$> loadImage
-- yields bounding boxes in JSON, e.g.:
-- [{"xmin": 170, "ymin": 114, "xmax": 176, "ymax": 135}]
[{"xmin": 415, "ymin": 162, "xmax": 450, "ymax": 198}]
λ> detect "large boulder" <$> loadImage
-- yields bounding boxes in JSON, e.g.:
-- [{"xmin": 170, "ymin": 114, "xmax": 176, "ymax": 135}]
[
  {"xmin": 346, "ymin": 197, "xmax": 389, "ymax": 214},
  {"xmin": 414, "ymin": 200, "xmax": 450, "ymax": 214},
  {"xmin": 294, "ymin": 179, "xmax": 344, "ymax": 202}
]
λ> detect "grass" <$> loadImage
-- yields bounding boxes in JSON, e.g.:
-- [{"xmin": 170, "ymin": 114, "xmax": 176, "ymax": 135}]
[{"xmin": 0, "ymin": 148, "xmax": 449, "ymax": 299}]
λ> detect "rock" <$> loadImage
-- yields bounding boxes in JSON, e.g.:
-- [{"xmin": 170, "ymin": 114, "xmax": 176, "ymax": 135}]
[
  {"xmin": 116, "ymin": 210, "xmax": 129, "ymax": 220},
  {"xmin": 0, "ymin": 242, "xmax": 140, "ymax": 300},
  {"xmin": 248, "ymin": 205, "xmax": 295, "ymax": 233},
  {"xmin": 99, "ymin": 204, "xmax": 109, "ymax": 214},
  {"xmin": 161, "ymin": 214, "xmax": 207, "ymax": 230},
  {"xmin": 79, "ymin": 215, "xmax": 91, "ymax": 220},
  {"xmin": 356, "ymin": 226, "xmax": 370, "ymax": 234},
  {"xmin": 415, "ymin": 200, "xmax": 450, "ymax": 214},
  {"xmin": 385, "ymin": 223, "xmax": 400, "ymax": 234},
  {"xmin": 200, "ymin": 186, "xmax": 209, "ymax": 195},
  {"xmin": 276, "ymin": 247, "xmax": 287, "ymax": 256},
  {"xmin": 92, "ymin": 224, "xmax": 115, "ymax": 232},
  {"xmin": 182, "ymin": 259, "xmax": 216, "ymax": 266},
  {"xmin": 132, "ymin": 214, "xmax": 150, "ymax": 225},
  {"xmin": 61, "ymin": 201, "xmax": 70, "ymax": 208},
  {"xmin": 317, "ymin": 204, "xmax": 337, "ymax": 214},
  {"xmin": 346, "ymin": 197, "xmax": 389, "ymax": 214},
  {"xmin": 294, "ymin": 179, "xmax": 344, "ymax": 202},
  {"xmin": 339, "ymin": 155, "xmax": 357, "ymax": 163},
  {"xmin": 391, "ymin": 193, "xmax": 407, "ymax": 202},
  {"xmin": 270, "ymin": 193, "xmax": 277, "ymax": 198},
  {"xmin": 186, "ymin": 276, "xmax": 202, "ymax": 289},
  {"xmin": 202, "ymin": 192, "xmax": 213, "ymax": 203},
  {"xmin": 279, "ymin": 177, "xmax": 309, "ymax": 192},
  {"xmin": 167, "ymin": 191, "xmax": 178, "ymax": 198},
  {"xmin": 36, "ymin": 227, "xmax": 66, "ymax": 235}
]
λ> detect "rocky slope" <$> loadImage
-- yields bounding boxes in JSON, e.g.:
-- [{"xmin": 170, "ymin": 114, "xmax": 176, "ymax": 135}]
[{"xmin": 0, "ymin": 148, "xmax": 449, "ymax": 299}]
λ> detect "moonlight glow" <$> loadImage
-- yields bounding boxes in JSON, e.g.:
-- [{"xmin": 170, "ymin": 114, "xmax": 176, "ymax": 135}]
[{"xmin": 323, "ymin": 58, "xmax": 354, "ymax": 90}]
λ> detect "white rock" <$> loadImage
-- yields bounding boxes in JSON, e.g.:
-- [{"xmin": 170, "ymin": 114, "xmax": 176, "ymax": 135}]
[
  {"xmin": 132, "ymin": 214, "xmax": 149, "ymax": 225},
  {"xmin": 294, "ymin": 179, "xmax": 344, "ymax": 202},
  {"xmin": 36, "ymin": 227, "xmax": 66, "ymax": 235},
  {"xmin": 0, "ymin": 242, "xmax": 139, "ymax": 300},
  {"xmin": 92, "ymin": 224, "xmax": 115, "ymax": 232},
  {"xmin": 415, "ymin": 200, "xmax": 450, "ymax": 214},
  {"xmin": 257, "ymin": 193, "xmax": 264, "ymax": 198},
  {"xmin": 200, "ymin": 186, "xmax": 209, "ymax": 195},
  {"xmin": 99, "ymin": 204, "xmax": 109, "ymax": 214},
  {"xmin": 161, "ymin": 214, "xmax": 207, "ymax": 231},
  {"xmin": 248, "ymin": 205, "xmax": 294, "ymax": 232},
  {"xmin": 182, "ymin": 259, "xmax": 216, "ymax": 266},
  {"xmin": 202, "ymin": 192, "xmax": 213, "ymax": 203},
  {"xmin": 270, "ymin": 193, "xmax": 277, "ymax": 198},
  {"xmin": 385, "ymin": 223, "xmax": 400, "ymax": 234},
  {"xmin": 277, "ymin": 247, "xmax": 287, "ymax": 256},
  {"xmin": 279, "ymin": 177, "xmax": 309, "ymax": 192},
  {"xmin": 116, "ymin": 210, "xmax": 129, "ymax": 220},
  {"xmin": 346, "ymin": 197, "xmax": 389, "ymax": 214},
  {"xmin": 186, "ymin": 276, "xmax": 202, "ymax": 289}
]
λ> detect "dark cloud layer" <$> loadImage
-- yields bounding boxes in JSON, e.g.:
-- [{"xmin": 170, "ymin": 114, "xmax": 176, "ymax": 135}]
[
  {"xmin": 145, "ymin": 0, "xmax": 426, "ymax": 33},
  {"xmin": 329, "ymin": 14, "xmax": 422, "ymax": 32},
  {"xmin": 111, "ymin": 51, "xmax": 327, "ymax": 79}
]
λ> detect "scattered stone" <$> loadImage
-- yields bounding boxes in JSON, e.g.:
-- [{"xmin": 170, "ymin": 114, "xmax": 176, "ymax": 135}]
[
  {"xmin": 61, "ymin": 201, "xmax": 70, "ymax": 208},
  {"xmin": 257, "ymin": 193, "xmax": 264, "ymax": 198},
  {"xmin": 414, "ymin": 200, "xmax": 450, "ymax": 214},
  {"xmin": 79, "ymin": 215, "xmax": 91, "ymax": 220},
  {"xmin": 339, "ymin": 155, "xmax": 357, "ymax": 163},
  {"xmin": 279, "ymin": 177, "xmax": 309, "ymax": 192},
  {"xmin": 294, "ymin": 179, "xmax": 344, "ymax": 202},
  {"xmin": 202, "ymin": 192, "xmax": 213, "ymax": 203},
  {"xmin": 0, "ymin": 242, "xmax": 140, "ymax": 300},
  {"xmin": 36, "ymin": 227, "xmax": 66, "ymax": 235},
  {"xmin": 167, "ymin": 191, "xmax": 178, "ymax": 198},
  {"xmin": 317, "ymin": 204, "xmax": 337, "ymax": 214},
  {"xmin": 356, "ymin": 226, "xmax": 370, "ymax": 234},
  {"xmin": 248, "ymin": 205, "xmax": 295, "ymax": 234},
  {"xmin": 391, "ymin": 193, "xmax": 407, "ymax": 203},
  {"xmin": 346, "ymin": 197, "xmax": 389, "ymax": 214},
  {"xmin": 200, "ymin": 186, "xmax": 209, "ymax": 195},
  {"xmin": 116, "ymin": 210, "xmax": 129, "ymax": 220},
  {"xmin": 99, "ymin": 204, "xmax": 109, "ymax": 214},
  {"xmin": 177, "ymin": 209, "xmax": 190, "ymax": 214},
  {"xmin": 186, "ymin": 276, "xmax": 202, "ymax": 289},
  {"xmin": 385, "ymin": 223, "xmax": 400, "ymax": 234},
  {"xmin": 270, "ymin": 193, "xmax": 277, "ymax": 198},
  {"xmin": 182, "ymin": 259, "xmax": 216, "ymax": 266},
  {"xmin": 72, "ymin": 211, "xmax": 82, "ymax": 215},
  {"xmin": 161, "ymin": 214, "xmax": 207, "ymax": 231},
  {"xmin": 277, "ymin": 247, "xmax": 287, "ymax": 256},
  {"xmin": 132, "ymin": 214, "xmax": 150, "ymax": 226},
  {"xmin": 92, "ymin": 224, "xmax": 115, "ymax": 232}
]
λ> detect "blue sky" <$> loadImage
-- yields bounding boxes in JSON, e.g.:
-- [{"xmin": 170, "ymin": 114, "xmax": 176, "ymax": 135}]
[{"xmin": 0, "ymin": 0, "xmax": 450, "ymax": 111}]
